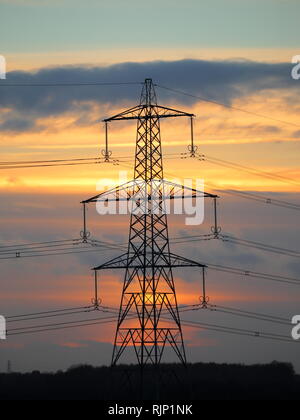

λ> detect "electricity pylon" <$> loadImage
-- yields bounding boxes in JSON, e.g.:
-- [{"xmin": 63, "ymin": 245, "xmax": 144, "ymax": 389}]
[{"xmin": 83, "ymin": 79, "xmax": 218, "ymax": 368}]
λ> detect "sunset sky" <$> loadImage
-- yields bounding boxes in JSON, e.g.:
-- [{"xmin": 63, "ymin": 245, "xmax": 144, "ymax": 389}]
[{"xmin": 0, "ymin": 0, "xmax": 300, "ymax": 372}]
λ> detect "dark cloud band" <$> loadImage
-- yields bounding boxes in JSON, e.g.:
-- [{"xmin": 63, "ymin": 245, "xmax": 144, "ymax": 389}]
[{"xmin": 0, "ymin": 59, "xmax": 298, "ymax": 133}]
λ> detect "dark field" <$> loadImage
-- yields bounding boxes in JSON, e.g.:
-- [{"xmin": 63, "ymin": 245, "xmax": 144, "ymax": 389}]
[{"xmin": 0, "ymin": 362, "xmax": 299, "ymax": 400}]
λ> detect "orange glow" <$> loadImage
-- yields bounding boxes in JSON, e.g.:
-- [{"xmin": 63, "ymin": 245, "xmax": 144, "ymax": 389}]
[{"xmin": 1, "ymin": 91, "xmax": 299, "ymax": 195}]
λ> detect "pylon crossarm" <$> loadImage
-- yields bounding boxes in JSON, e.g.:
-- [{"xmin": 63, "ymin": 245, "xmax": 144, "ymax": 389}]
[
  {"xmin": 103, "ymin": 105, "xmax": 143, "ymax": 122},
  {"xmin": 82, "ymin": 179, "xmax": 218, "ymax": 204},
  {"xmin": 93, "ymin": 252, "xmax": 206, "ymax": 270},
  {"xmin": 93, "ymin": 253, "xmax": 129, "ymax": 270},
  {"xmin": 82, "ymin": 180, "xmax": 138, "ymax": 204},
  {"xmin": 103, "ymin": 104, "xmax": 195, "ymax": 122},
  {"xmin": 162, "ymin": 180, "xmax": 218, "ymax": 199},
  {"xmin": 151, "ymin": 105, "xmax": 194, "ymax": 119},
  {"xmin": 168, "ymin": 253, "xmax": 207, "ymax": 268}
]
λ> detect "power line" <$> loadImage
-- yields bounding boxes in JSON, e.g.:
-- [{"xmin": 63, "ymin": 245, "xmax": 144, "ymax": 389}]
[
  {"xmin": 208, "ymin": 305, "xmax": 291, "ymax": 326},
  {"xmin": 0, "ymin": 244, "xmax": 113, "ymax": 256},
  {"xmin": 214, "ymin": 305, "xmax": 290, "ymax": 323},
  {"xmin": 0, "ymin": 155, "xmax": 127, "ymax": 170},
  {"xmin": 96, "ymin": 303, "xmax": 293, "ymax": 332},
  {"xmin": 0, "ymin": 247, "xmax": 116, "ymax": 261},
  {"xmin": 0, "ymin": 250, "xmax": 121, "ymax": 260},
  {"xmin": 5, "ymin": 300, "xmax": 295, "ymax": 346},
  {"xmin": 168, "ymin": 231, "xmax": 300, "ymax": 260},
  {"xmin": 0, "ymin": 243, "xmax": 85, "ymax": 255},
  {"xmin": 161, "ymin": 231, "xmax": 300, "ymax": 260},
  {"xmin": 156, "ymin": 84, "xmax": 300, "ymax": 129},
  {"xmin": 7, "ymin": 316, "xmax": 120, "ymax": 337},
  {"xmin": 7, "ymin": 305, "xmax": 292, "ymax": 343},
  {"xmin": 3, "ymin": 151, "xmax": 298, "ymax": 215},
  {"xmin": 168, "ymin": 159, "xmax": 300, "ymax": 211},
  {"xmin": 204, "ymin": 262, "xmax": 300, "ymax": 286},
  {"xmin": 0, "ymin": 237, "xmax": 126, "ymax": 260},
  {"xmin": 1, "ymin": 235, "xmax": 299, "ymax": 286},
  {"xmin": 0, "ymin": 155, "xmax": 175, "ymax": 171},
  {"xmin": 2, "ymin": 235, "xmax": 298, "ymax": 284},
  {"xmin": 0, "ymin": 81, "xmax": 142, "ymax": 87},
  {"xmin": 176, "ymin": 318, "xmax": 297, "ymax": 344},
  {"xmin": 205, "ymin": 184, "xmax": 300, "ymax": 212},
  {"xmin": 118, "ymin": 160, "xmax": 300, "ymax": 214},
  {"xmin": 0, "ymin": 157, "xmax": 101, "ymax": 166},
  {"xmin": 6, "ymin": 309, "xmax": 96, "ymax": 324},
  {"xmin": 221, "ymin": 234, "xmax": 300, "ymax": 259},
  {"xmin": 1, "ymin": 79, "xmax": 299, "ymax": 130},
  {"xmin": 0, "ymin": 238, "xmax": 124, "ymax": 259},
  {"xmin": 5, "ymin": 303, "xmax": 194, "ymax": 324},
  {"xmin": 0, "ymin": 238, "xmax": 79, "ymax": 249},
  {"xmin": 6, "ymin": 305, "xmax": 94, "ymax": 320},
  {"xmin": 0, "ymin": 161, "xmax": 104, "ymax": 170},
  {"xmin": 8, "ymin": 313, "xmax": 118, "ymax": 333},
  {"xmin": 200, "ymin": 154, "xmax": 300, "ymax": 188},
  {"xmin": 0, "ymin": 238, "xmax": 123, "ymax": 253},
  {"xmin": 6, "ymin": 311, "xmax": 297, "ymax": 344},
  {"xmin": 5, "ymin": 302, "xmax": 292, "ymax": 331},
  {"xmin": 98, "ymin": 303, "xmax": 293, "ymax": 327}
]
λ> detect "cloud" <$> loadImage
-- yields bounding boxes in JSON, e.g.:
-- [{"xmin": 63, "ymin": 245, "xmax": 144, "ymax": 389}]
[
  {"xmin": 0, "ymin": 116, "xmax": 38, "ymax": 132},
  {"xmin": 0, "ymin": 59, "xmax": 298, "ymax": 133},
  {"xmin": 293, "ymin": 130, "xmax": 300, "ymax": 138}
]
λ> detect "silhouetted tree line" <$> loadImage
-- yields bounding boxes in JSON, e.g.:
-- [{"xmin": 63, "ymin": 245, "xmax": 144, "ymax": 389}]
[{"xmin": 0, "ymin": 361, "xmax": 299, "ymax": 400}]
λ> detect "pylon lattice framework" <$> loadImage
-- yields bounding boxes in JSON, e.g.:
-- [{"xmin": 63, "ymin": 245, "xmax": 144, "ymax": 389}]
[{"xmin": 83, "ymin": 79, "xmax": 218, "ymax": 367}]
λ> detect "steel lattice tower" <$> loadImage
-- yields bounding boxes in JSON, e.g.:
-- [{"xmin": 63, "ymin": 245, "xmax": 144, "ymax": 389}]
[{"xmin": 83, "ymin": 79, "xmax": 217, "ymax": 368}]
